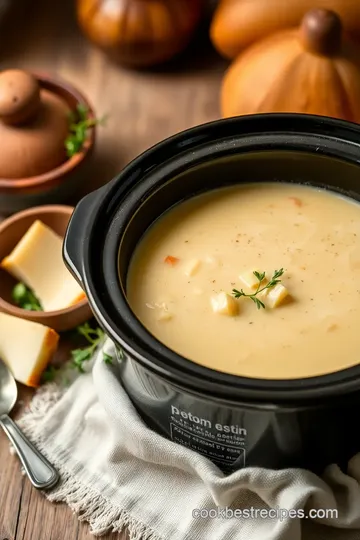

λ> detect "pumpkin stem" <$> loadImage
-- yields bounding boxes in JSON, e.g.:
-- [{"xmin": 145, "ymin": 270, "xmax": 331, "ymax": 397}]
[{"xmin": 300, "ymin": 8, "xmax": 342, "ymax": 56}]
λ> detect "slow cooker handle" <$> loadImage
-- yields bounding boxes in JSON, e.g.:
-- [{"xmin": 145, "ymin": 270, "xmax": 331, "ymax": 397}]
[{"xmin": 63, "ymin": 189, "xmax": 102, "ymax": 287}]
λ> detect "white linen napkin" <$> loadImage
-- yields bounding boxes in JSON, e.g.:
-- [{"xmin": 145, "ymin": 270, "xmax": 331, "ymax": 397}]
[{"xmin": 16, "ymin": 338, "xmax": 360, "ymax": 540}]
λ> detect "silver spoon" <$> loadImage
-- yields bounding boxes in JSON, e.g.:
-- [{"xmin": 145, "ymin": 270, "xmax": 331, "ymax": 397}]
[{"xmin": 0, "ymin": 358, "xmax": 60, "ymax": 490}]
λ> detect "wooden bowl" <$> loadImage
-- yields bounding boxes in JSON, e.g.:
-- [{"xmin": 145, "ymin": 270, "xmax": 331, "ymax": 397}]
[
  {"xmin": 0, "ymin": 72, "xmax": 96, "ymax": 216},
  {"xmin": 0, "ymin": 205, "xmax": 93, "ymax": 332}
]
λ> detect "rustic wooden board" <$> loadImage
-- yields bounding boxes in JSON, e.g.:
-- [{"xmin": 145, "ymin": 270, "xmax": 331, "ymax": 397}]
[{"xmin": 0, "ymin": 0, "xmax": 225, "ymax": 537}]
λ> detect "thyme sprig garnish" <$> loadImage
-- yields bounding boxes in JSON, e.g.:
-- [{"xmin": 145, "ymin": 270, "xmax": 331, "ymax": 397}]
[
  {"xmin": 65, "ymin": 104, "xmax": 106, "ymax": 158},
  {"xmin": 71, "ymin": 322, "xmax": 112, "ymax": 373},
  {"xmin": 41, "ymin": 322, "xmax": 113, "ymax": 384},
  {"xmin": 232, "ymin": 268, "xmax": 285, "ymax": 310}
]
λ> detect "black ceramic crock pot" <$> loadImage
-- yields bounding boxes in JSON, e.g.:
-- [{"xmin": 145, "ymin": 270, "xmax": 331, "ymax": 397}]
[{"xmin": 63, "ymin": 113, "xmax": 360, "ymax": 475}]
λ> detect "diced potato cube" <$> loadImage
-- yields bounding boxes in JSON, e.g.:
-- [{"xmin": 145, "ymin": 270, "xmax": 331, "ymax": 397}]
[
  {"xmin": 239, "ymin": 270, "xmax": 265, "ymax": 290},
  {"xmin": 211, "ymin": 292, "xmax": 239, "ymax": 316},
  {"xmin": 184, "ymin": 259, "xmax": 201, "ymax": 277},
  {"xmin": 265, "ymin": 284, "xmax": 289, "ymax": 308},
  {"xmin": 155, "ymin": 301, "xmax": 170, "ymax": 309},
  {"xmin": 157, "ymin": 310, "xmax": 173, "ymax": 322},
  {"xmin": 154, "ymin": 301, "xmax": 174, "ymax": 321},
  {"xmin": 205, "ymin": 256, "xmax": 220, "ymax": 267}
]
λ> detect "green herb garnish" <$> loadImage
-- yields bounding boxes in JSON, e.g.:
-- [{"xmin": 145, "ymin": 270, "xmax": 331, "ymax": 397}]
[
  {"xmin": 232, "ymin": 269, "xmax": 285, "ymax": 310},
  {"xmin": 103, "ymin": 352, "xmax": 114, "ymax": 365},
  {"xmin": 12, "ymin": 282, "xmax": 42, "ymax": 311},
  {"xmin": 42, "ymin": 322, "xmax": 114, "ymax": 384},
  {"xmin": 65, "ymin": 104, "xmax": 106, "ymax": 158},
  {"xmin": 41, "ymin": 365, "xmax": 58, "ymax": 383},
  {"xmin": 71, "ymin": 322, "xmax": 113, "ymax": 372}
]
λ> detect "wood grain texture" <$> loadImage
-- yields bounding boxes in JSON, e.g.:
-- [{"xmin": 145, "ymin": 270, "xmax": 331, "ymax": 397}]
[{"xmin": 0, "ymin": 0, "xmax": 225, "ymax": 537}]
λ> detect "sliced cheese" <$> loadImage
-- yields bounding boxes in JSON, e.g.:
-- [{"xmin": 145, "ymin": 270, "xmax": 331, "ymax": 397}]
[
  {"xmin": 1, "ymin": 220, "xmax": 86, "ymax": 312},
  {"xmin": 0, "ymin": 312, "xmax": 59, "ymax": 387}
]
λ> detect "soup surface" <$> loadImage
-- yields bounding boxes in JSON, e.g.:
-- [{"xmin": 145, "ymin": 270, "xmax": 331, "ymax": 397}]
[{"xmin": 127, "ymin": 183, "xmax": 360, "ymax": 379}]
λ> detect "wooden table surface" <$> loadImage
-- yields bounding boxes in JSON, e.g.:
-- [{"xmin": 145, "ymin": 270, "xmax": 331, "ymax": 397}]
[{"xmin": 0, "ymin": 1, "xmax": 226, "ymax": 538}]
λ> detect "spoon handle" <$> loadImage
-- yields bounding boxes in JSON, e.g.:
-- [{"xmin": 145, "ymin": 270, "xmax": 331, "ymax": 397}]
[{"xmin": 0, "ymin": 415, "xmax": 60, "ymax": 490}]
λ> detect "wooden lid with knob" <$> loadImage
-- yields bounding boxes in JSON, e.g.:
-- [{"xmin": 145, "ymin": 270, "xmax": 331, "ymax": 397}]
[
  {"xmin": 0, "ymin": 69, "xmax": 71, "ymax": 179},
  {"xmin": 0, "ymin": 70, "xmax": 41, "ymax": 125}
]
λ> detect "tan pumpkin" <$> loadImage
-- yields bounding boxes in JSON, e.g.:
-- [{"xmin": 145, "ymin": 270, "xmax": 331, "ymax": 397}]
[
  {"xmin": 221, "ymin": 9, "xmax": 360, "ymax": 122},
  {"xmin": 76, "ymin": 0, "xmax": 204, "ymax": 68},
  {"xmin": 211, "ymin": 0, "xmax": 360, "ymax": 59}
]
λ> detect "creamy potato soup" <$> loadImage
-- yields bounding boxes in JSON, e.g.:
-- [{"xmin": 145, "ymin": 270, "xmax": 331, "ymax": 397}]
[{"xmin": 127, "ymin": 183, "xmax": 360, "ymax": 379}]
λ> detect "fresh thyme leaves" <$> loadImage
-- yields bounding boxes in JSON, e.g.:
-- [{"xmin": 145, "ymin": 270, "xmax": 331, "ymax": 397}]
[
  {"xmin": 41, "ymin": 364, "xmax": 72, "ymax": 387},
  {"xmin": 12, "ymin": 282, "xmax": 42, "ymax": 311},
  {"xmin": 103, "ymin": 353, "xmax": 113, "ymax": 365},
  {"xmin": 41, "ymin": 322, "xmax": 114, "ymax": 385},
  {"xmin": 118, "ymin": 347, "xmax": 126, "ymax": 361},
  {"xmin": 41, "ymin": 365, "xmax": 58, "ymax": 383},
  {"xmin": 71, "ymin": 322, "xmax": 113, "ymax": 373},
  {"xmin": 232, "ymin": 268, "xmax": 285, "ymax": 310},
  {"xmin": 65, "ymin": 104, "xmax": 106, "ymax": 158}
]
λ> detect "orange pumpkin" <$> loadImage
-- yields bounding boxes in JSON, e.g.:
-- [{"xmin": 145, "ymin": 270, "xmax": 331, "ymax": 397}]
[
  {"xmin": 211, "ymin": 0, "xmax": 360, "ymax": 59},
  {"xmin": 76, "ymin": 0, "xmax": 204, "ymax": 68},
  {"xmin": 221, "ymin": 9, "xmax": 360, "ymax": 122}
]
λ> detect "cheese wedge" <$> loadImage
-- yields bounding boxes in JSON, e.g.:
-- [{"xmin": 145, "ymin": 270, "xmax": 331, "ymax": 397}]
[
  {"xmin": 0, "ymin": 312, "xmax": 59, "ymax": 387},
  {"xmin": 1, "ymin": 220, "xmax": 86, "ymax": 312}
]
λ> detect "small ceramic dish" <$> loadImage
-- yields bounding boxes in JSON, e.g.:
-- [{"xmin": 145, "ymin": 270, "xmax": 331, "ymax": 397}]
[
  {"xmin": 0, "ymin": 205, "xmax": 93, "ymax": 332},
  {"xmin": 0, "ymin": 71, "xmax": 96, "ymax": 216}
]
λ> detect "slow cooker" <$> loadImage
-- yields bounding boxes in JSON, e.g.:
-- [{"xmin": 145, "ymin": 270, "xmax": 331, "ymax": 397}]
[{"xmin": 63, "ymin": 113, "xmax": 360, "ymax": 475}]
